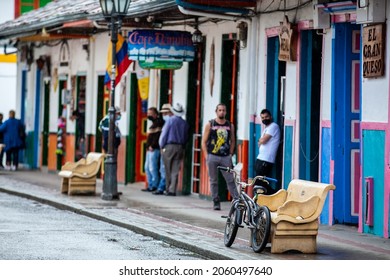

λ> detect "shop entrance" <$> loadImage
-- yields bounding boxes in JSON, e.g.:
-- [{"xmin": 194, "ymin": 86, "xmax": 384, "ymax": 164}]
[
  {"xmin": 219, "ymin": 36, "xmax": 239, "ymax": 201},
  {"xmin": 265, "ymin": 36, "xmax": 286, "ymax": 189},
  {"xmin": 299, "ymin": 30, "xmax": 322, "ymax": 182}
]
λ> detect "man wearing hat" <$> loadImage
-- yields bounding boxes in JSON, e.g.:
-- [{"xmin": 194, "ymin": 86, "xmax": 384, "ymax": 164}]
[
  {"xmin": 159, "ymin": 102, "xmax": 189, "ymax": 196},
  {"xmin": 98, "ymin": 106, "xmax": 122, "ymax": 156}
]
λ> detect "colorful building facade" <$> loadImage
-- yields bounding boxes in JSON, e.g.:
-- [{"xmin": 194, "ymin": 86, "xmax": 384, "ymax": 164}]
[{"xmin": 0, "ymin": 0, "xmax": 389, "ymax": 238}]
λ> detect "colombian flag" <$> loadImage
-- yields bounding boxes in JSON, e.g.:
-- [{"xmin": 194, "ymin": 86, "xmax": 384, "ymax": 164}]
[{"xmin": 104, "ymin": 34, "xmax": 132, "ymax": 89}]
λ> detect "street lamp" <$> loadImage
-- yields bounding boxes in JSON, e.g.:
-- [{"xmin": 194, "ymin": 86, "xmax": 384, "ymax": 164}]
[{"xmin": 99, "ymin": 0, "xmax": 131, "ymax": 200}]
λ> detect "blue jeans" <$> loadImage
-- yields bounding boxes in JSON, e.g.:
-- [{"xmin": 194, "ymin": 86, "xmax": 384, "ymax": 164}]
[
  {"xmin": 157, "ymin": 155, "xmax": 166, "ymax": 192},
  {"xmin": 144, "ymin": 149, "xmax": 160, "ymax": 190}
]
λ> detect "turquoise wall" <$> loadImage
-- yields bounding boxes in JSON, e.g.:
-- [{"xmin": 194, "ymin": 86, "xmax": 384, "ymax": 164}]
[
  {"xmin": 283, "ymin": 126, "xmax": 293, "ymax": 190},
  {"xmin": 362, "ymin": 129, "xmax": 385, "ymax": 236},
  {"xmin": 249, "ymin": 122, "xmax": 262, "ymax": 178},
  {"xmin": 320, "ymin": 127, "xmax": 332, "ymax": 224}
]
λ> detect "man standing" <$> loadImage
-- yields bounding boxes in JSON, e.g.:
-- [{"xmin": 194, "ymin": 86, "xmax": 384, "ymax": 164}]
[
  {"xmin": 152, "ymin": 103, "xmax": 172, "ymax": 195},
  {"xmin": 0, "ymin": 110, "xmax": 24, "ymax": 171},
  {"xmin": 201, "ymin": 103, "xmax": 239, "ymax": 210},
  {"xmin": 255, "ymin": 109, "xmax": 280, "ymax": 194},
  {"xmin": 159, "ymin": 103, "xmax": 189, "ymax": 196},
  {"xmin": 142, "ymin": 107, "xmax": 164, "ymax": 193}
]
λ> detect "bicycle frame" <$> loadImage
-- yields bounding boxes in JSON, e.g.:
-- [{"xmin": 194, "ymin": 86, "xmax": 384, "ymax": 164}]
[
  {"xmin": 219, "ymin": 163, "xmax": 276, "ymax": 252},
  {"xmin": 221, "ymin": 164, "xmax": 276, "ymax": 227},
  {"xmin": 234, "ymin": 182, "xmax": 260, "ymax": 228}
]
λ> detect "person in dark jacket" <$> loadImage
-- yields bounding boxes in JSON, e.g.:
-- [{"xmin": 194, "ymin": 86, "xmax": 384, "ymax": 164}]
[
  {"xmin": 0, "ymin": 113, "xmax": 4, "ymax": 168},
  {"xmin": 0, "ymin": 110, "xmax": 24, "ymax": 171},
  {"xmin": 142, "ymin": 107, "xmax": 165, "ymax": 193}
]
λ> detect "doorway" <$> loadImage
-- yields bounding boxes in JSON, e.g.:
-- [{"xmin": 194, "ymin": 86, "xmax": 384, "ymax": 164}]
[
  {"xmin": 265, "ymin": 36, "xmax": 286, "ymax": 189},
  {"xmin": 184, "ymin": 41, "xmax": 205, "ymax": 195},
  {"xmin": 74, "ymin": 75, "xmax": 86, "ymax": 161},
  {"xmin": 57, "ymin": 79, "xmax": 67, "ymax": 171},
  {"xmin": 41, "ymin": 81, "xmax": 50, "ymax": 166},
  {"xmin": 299, "ymin": 30, "xmax": 322, "ymax": 182},
  {"xmin": 218, "ymin": 36, "xmax": 239, "ymax": 200},
  {"xmin": 95, "ymin": 75, "xmax": 105, "ymax": 154}
]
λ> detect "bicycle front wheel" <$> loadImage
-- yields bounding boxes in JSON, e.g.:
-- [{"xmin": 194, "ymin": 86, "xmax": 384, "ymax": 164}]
[
  {"xmin": 224, "ymin": 204, "xmax": 240, "ymax": 247},
  {"xmin": 251, "ymin": 205, "xmax": 271, "ymax": 253}
]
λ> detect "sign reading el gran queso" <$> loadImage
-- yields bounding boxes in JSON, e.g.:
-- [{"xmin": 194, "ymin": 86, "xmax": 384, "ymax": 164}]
[
  {"xmin": 128, "ymin": 30, "xmax": 195, "ymax": 68},
  {"xmin": 363, "ymin": 23, "xmax": 385, "ymax": 78}
]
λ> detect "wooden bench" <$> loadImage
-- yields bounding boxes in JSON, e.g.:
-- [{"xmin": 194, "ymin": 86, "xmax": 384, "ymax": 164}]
[
  {"xmin": 59, "ymin": 152, "xmax": 105, "ymax": 195},
  {"xmin": 257, "ymin": 179, "xmax": 336, "ymax": 253}
]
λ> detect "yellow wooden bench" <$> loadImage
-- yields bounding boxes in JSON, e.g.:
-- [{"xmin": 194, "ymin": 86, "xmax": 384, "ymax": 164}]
[
  {"xmin": 59, "ymin": 152, "xmax": 105, "ymax": 195},
  {"xmin": 257, "ymin": 179, "xmax": 336, "ymax": 253}
]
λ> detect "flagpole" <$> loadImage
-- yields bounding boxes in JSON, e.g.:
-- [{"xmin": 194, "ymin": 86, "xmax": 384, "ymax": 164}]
[{"xmin": 101, "ymin": 14, "xmax": 119, "ymax": 200}]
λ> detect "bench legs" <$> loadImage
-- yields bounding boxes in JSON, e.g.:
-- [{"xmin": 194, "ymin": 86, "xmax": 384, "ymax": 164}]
[
  {"xmin": 270, "ymin": 234, "xmax": 317, "ymax": 253},
  {"xmin": 269, "ymin": 221, "xmax": 319, "ymax": 253},
  {"xmin": 67, "ymin": 177, "xmax": 97, "ymax": 195},
  {"xmin": 61, "ymin": 178, "xmax": 69, "ymax": 194},
  {"xmin": 60, "ymin": 176, "xmax": 97, "ymax": 195}
]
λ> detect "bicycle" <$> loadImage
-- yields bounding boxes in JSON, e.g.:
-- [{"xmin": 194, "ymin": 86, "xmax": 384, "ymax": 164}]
[{"xmin": 218, "ymin": 163, "xmax": 277, "ymax": 253}]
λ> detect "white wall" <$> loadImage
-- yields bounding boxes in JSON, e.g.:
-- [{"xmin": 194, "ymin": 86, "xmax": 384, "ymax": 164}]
[
  {"xmin": 0, "ymin": 0, "xmax": 16, "ymax": 117},
  {"xmin": 321, "ymin": 30, "xmax": 333, "ymax": 121},
  {"xmin": 0, "ymin": 62, "xmax": 17, "ymax": 116}
]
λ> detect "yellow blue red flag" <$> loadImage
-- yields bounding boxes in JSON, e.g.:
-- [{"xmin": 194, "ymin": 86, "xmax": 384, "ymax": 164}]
[{"xmin": 104, "ymin": 34, "xmax": 132, "ymax": 89}]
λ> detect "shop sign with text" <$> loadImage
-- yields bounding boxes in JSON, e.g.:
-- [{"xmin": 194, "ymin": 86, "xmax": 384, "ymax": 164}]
[
  {"xmin": 128, "ymin": 30, "xmax": 195, "ymax": 69},
  {"xmin": 278, "ymin": 16, "xmax": 297, "ymax": 62},
  {"xmin": 363, "ymin": 23, "xmax": 385, "ymax": 78}
]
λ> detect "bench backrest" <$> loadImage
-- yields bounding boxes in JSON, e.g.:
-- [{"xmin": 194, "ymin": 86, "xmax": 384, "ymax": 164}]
[
  {"xmin": 286, "ymin": 179, "xmax": 335, "ymax": 203},
  {"xmin": 85, "ymin": 152, "xmax": 105, "ymax": 165}
]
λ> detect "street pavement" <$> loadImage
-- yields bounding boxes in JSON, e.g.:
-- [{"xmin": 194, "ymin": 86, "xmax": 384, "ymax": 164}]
[{"xmin": 0, "ymin": 168, "xmax": 389, "ymax": 260}]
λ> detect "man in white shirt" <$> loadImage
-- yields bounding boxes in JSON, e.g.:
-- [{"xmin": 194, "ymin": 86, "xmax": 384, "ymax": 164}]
[{"xmin": 255, "ymin": 109, "xmax": 280, "ymax": 194}]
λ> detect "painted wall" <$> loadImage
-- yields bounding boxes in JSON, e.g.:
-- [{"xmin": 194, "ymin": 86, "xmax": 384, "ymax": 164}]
[
  {"xmin": 321, "ymin": 31, "xmax": 333, "ymax": 122},
  {"xmin": 0, "ymin": 56, "xmax": 17, "ymax": 116},
  {"xmin": 0, "ymin": 0, "xmax": 17, "ymax": 117},
  {"xmin": 358, "ymin": 7, "xmax": 390, "ymax": 237}
]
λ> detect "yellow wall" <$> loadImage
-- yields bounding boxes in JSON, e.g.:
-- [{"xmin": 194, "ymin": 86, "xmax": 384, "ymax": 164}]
[{"xmin": 0, "ymin": 54, "xmax": 17, "ymax": 63}]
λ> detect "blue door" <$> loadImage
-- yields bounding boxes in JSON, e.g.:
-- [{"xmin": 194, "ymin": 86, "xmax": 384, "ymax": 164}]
[{"xmin": 332, "ymin": 23, "xmax": 361, "ymax": 224}]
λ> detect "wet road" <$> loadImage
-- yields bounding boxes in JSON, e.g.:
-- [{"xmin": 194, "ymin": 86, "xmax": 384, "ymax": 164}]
[{"xmin": 0, "ymin": 192, "xmax": 205, "ymax": 260}]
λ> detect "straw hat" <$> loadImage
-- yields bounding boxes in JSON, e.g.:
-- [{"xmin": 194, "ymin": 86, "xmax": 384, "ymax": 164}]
[{"xmin": 160, "ymin": 103, "xmax": 172, "ymax": 114}]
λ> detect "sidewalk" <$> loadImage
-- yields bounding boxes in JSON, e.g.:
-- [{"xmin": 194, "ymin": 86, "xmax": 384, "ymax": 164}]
[{"xmin": 1, "ymin": 168, "xmax": 389, "ymax": 260}]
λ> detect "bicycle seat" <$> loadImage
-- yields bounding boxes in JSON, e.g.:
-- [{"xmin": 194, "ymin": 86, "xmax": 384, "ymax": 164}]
[{"xmin": 253, "ymin": 185, "xmax": 267, "ymax": 195}]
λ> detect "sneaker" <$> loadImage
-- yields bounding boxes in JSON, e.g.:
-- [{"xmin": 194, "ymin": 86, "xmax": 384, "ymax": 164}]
[
  {"xmin": 4, "ymin": 165, "xmax": 10, "ymax": 171},
  {"xmin": 213, "ymin": 199, "xmax": 221, "ymax": 210},
  {"xmin": 165, "ymin": 192, "xmax": 176, "ymax": 196},
  {"xmin": 141, "ymin": 187, "xmax": 157, "ymax": 192},
  {"xmin": 10, "ymin": 165, "xmax": 16, "ymax": 171},
  {"xmin": 152, "ymin": 190, "xmax": 164, "ymax": 195}
]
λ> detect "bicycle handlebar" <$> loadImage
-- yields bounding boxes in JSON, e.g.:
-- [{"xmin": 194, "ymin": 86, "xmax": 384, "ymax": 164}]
[
  {"xmin": 218, "ymin": 165, "xmax": 278, "ymax": 186},
  {"xmin": 259, "ymin": 176, "xmax": 278, "ymax": 183},
  {"xmin": 217, "ymin": 166, "xmax": 231, "ymax": 172}
]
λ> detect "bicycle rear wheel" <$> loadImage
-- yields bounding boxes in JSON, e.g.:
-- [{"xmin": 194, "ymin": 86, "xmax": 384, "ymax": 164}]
[
  {"xmin": 224, "ymin": 204, "xmax": 240, "ymax": 247},
  {"xmin": 251, "ymin": 205, "xmax": 271, "ymax": 253}
]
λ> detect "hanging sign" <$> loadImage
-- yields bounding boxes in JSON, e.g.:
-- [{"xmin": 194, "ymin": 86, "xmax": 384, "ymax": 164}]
[
  {"xmin": 128, "ymin": 30, "xmax": 195, "ymax": 69},
  {"xmin": 135, "ymin": 62, "xmax": 150, "ymax": 100},
  {"xmin": 362, "ymin": 23, "xmax": 385, "ymax": 78},
  {"xmin": 278, "ymin": 16, "xmax": 297, "ymax": 62}
]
